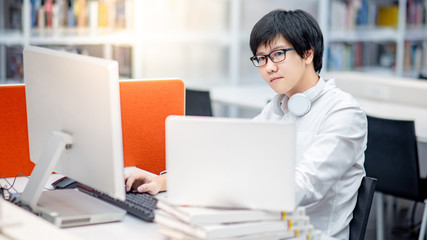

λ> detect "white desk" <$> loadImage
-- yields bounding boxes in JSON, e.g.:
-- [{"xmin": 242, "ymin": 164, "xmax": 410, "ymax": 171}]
[
  {"xmin": 0, "ymin": 170, "xmax": 346, "ymax": 240},
  {"xmin": 0, "ymin": 198, "xmax": 79, "ymax": 240},
  {"xmin": 65, "ymin": 214, "xmax": 166, "ymax": 240},
  {"xmin": 0, "ymin": 172, "xmax": 343, "ymax": 240},
  {"xmin": 0, "ymin": 173, "xmax": 167, "ymax": 240}
]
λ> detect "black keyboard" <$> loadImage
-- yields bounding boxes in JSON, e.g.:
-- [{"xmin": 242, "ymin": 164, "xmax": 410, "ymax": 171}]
[{"xmin": 77, "ymin": 185, "xmax": 158, "ymax": 222}]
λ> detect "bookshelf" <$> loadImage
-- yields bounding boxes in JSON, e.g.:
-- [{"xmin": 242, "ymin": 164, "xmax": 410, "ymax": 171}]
[
  {"xmin": 6, "ymin": 0, "xmax": 425, "ymax": 86},
  {"xmin": 0, "ymin": 0, "xmax": 134, "ymax": 84},
  {"xmin": 324, "ymin": 0, "xmax": 427, "ymax": 79},
  {"xmin": 0, "ymin": 0, "xmax": 322, "ymax": 86}
]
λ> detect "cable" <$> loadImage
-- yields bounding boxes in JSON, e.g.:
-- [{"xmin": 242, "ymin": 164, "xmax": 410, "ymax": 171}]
[
  {"xmin": 1, "ymin": 173, "xmax": 56, "ymax": 192},
  {"xmin": 0, "ymin": 186, "xmax": 5, "ymax": 200},
  {"xmin": 0, "ymin": 174, "xmax": 28, "ymax": 194},
  {"xmin": 0, "ymin": 174, "xmax": 50, "ymax": 217}
]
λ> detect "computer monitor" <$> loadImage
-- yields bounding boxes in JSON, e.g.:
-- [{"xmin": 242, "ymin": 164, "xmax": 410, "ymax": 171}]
[{"xmin": 19, "ymin": 46, "xmax": 126, "ymax": 227}]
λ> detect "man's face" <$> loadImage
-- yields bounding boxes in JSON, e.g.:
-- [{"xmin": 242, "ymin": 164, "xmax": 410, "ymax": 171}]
[{"xmin": 256, "ymin": 36, "xmax": 309, "ymax": 96}]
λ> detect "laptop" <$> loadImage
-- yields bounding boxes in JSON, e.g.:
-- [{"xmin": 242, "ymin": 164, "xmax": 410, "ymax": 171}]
[{"xmin": 165, "ymin": 116, "xmax": 296, "ymax": 212}]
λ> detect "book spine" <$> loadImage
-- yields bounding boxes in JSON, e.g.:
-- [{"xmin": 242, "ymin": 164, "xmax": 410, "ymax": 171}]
[
  {"xmin": 98, "ymin": 0, "xmax": 108, "ymax": 28},
  {"xmin": 377, "ymin": 5, "xmax": 399, "ymax": 27},
  {"xmin": 68, "ymin": 0, "xmax": 75, "ymax": 28},
  {"xmin": 157, "ymin": 199, "xmax": 307, "ymax": 226},
  {"xmin": 37, "ymin": 4, "xmax": 45, "ymax": 29},
  {"xmin": 44, "ymin": 0, "xmax": 53, "ymax": 28},
  {"xmin": 89, "ymin": 0, "xmax": 98, "ymax": 30},
  {"xmin": 30, "ymin": 0, "xmax": 38, "ymax": 28},
  {"xmin": 207, "ymin": 218, "xmax": 311, "ymax": 239},
  {"xmin": 51, "ymin": 1, "xmax": 60, "ymax": 29}
]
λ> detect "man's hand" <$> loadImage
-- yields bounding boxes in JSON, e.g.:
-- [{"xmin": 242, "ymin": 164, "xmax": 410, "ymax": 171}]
[{"xmin": 124, "ymin": 171, "xmax": 167, "ymax": 195}]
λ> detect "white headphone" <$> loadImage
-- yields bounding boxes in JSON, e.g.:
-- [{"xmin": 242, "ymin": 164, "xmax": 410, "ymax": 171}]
[
  {"xmin": 288, "ymin": 78, "xmax": 326, "ymax": 116},
  {"xmin": 273, "ymin": 78, "xmax": 326, "ymax": 117}
]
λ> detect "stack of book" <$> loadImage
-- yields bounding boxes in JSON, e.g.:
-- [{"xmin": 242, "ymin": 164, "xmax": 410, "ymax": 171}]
[{"xmin": 154, "ymin": 198, "xmax": 320, "ymax": 240}]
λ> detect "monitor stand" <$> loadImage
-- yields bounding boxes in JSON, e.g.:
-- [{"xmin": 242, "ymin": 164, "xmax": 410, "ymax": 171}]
[{"xmin": 19, "ymin": 131, "xmax": 125, "ymax": 227}]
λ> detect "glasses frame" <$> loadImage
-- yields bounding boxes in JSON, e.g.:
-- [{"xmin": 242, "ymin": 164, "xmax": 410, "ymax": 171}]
[{"xmin": 250, "ymin": 48, "xmax": 295, "ymax": 67}]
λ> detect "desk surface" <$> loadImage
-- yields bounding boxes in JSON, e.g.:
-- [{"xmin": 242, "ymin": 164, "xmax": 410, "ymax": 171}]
[
  {"xmin": 0, "ymin": 171, "xmax": 340, "ymax": 240},
  {"xmin": 65, "ymin": 214, "xmax": 166, "ymax": 240},
  {"xmin": 0, "ymin": 172, "xmax": 167, "ymax": 240},
  {"xmin": 210, "ymin": 84, "xmax": 427, "ymax": 143}
]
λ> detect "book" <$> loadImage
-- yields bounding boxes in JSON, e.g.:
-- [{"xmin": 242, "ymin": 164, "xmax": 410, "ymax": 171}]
[
  {"xmin": 377, "ymin": 5, "xmax": 398, "ymax": 27},
  {"xmin": 5, "ymin": 46, "xmax": 24, "ymax": 82},
  {"xmin": 113, "ymin": 46, "xmax": 132, "ymax": 77},
  {"xmin": 97, "ymin": 0, "xmax": 108, "ymax": 28},
  {"xmin": 154, "ymin": 210, "xmax": 311, "ymax": 240},
  {"xmin": 68, "ymin": 0, "xmax": 75, "ymax": 27},
  {"xmin": 88, "ymin": 0, "xmax": 98, "ymax": 30},
  {"xmin": 156, "ymin": 198, "xmax": 306, "ymax": 225},
  {"xmin": 44, "ymin": 0, "xmax": 53, "ymax": 28},
  {"xmin": 157, "ymin": 224, "xmax": 315, "ymax": 240}
]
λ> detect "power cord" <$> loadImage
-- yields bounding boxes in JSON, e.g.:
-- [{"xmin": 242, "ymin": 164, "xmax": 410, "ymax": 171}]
[
  {"xmin": 0, "ymin": 186, "xmax": 5, "ymax": 200},
  {"xmin": 0, "ymin": 174, "xmax": 38, "ymax": 216}
]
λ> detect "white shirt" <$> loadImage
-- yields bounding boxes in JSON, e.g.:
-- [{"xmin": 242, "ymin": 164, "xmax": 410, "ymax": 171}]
[{"xmin": 254, "ymin": 77, "xmax": 367, "ymax": 239}]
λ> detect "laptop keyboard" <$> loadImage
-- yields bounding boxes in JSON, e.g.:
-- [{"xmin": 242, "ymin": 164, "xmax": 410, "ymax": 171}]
[{"xmin": 77, "ymin": 185, "xmax": 158, "ymax": 222}]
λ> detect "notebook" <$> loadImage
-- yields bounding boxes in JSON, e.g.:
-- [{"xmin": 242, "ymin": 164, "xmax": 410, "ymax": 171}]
[{"xmin": 165, "ymin": 116, "xmax": 296, "ymax": 212}]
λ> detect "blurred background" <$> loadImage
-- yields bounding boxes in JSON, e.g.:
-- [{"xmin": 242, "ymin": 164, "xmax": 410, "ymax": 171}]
[{"xmin": 5, "ymin": 0, "xmax": 424, "ymax": 87}]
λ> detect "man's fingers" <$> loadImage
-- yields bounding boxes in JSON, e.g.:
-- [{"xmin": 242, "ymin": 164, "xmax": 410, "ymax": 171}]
[
  {"xmin": 125, "ymin": 175, "xmax": 136, "ymax": 192},
  {"xmin": 124, "ymin": 171, "xmax": 154, "ymax": 192},
  {"xmin": 137, "ymin": 182, "xmax": 159, "ymax": 195}
]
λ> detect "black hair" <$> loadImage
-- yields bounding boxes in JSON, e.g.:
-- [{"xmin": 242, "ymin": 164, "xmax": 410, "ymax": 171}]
[{"xmin": 249, "ymin": 9, "xmax": 324, "ymax": 73}]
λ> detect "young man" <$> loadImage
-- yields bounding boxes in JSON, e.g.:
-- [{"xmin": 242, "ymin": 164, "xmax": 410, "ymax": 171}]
[
  {"xmin": 125, "ymin": 9, "xmax": 367, "ymax": 239},
  {"xmin": 250, "ymin": 9, "xmax": 367, "ymax": 239}
]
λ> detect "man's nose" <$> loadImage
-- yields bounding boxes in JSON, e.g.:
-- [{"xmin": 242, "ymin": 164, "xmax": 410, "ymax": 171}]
[{"xmin": 265, "ymin": 57, "xmax": 278, "ymax": 73}]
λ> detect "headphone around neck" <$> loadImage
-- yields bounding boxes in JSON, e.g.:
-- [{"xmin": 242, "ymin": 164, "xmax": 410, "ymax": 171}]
[{"xmin": 287, "ymin": 78, "xmax": 326, "ymax": 117}]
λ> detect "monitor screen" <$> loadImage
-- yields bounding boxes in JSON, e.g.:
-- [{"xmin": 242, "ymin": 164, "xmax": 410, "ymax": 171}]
[{"xmin": 21, "ymin": 46, "xmax": 125, "ymax": 210}]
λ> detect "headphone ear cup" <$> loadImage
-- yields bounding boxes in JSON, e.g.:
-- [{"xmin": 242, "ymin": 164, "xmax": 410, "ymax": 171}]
[{"xmin": 288, "ymin": 93, "xmax": 311, "ymax": 117}]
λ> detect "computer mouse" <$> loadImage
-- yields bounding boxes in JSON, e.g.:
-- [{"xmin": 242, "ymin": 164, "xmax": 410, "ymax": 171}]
[{"xmin": 51, "ymin": 176, "xmax": 80, "ymax": 189}]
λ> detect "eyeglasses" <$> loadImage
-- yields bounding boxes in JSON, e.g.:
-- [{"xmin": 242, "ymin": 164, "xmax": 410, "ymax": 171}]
[{"xmin": 250, "ymin": 48, "xmax": 295, "ymax": 67}]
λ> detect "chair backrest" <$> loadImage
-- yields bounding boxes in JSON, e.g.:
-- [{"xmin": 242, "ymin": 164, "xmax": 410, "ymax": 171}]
[
  {"xmin": 364, "ymin": 115, "xmax": 423, "ymax": 201},
  {"xmin": 185, "ymin": 88, "xmax": 213, "ymax": 116},
  {"xmin": 0, "ymin": 80, "xmax": 185, "ymax": 178},
  {"xmin": 349, "ymin": 176, "xmax": 377, "ymax": 240}
]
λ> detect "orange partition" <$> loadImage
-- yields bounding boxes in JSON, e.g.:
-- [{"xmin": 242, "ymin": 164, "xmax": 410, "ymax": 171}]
[
  {"xmin": 0, "ymin": 79, "xmax": 184, "ymax": 178},
  {"xmin": 120, "ymin": 79, "xmax": 185, "ymax": 174},
  {"xmin": 0, "ymin": 85, "xmax": 33, "ymax": 178}
]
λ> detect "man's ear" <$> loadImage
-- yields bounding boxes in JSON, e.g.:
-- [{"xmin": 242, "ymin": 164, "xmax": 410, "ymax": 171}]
[{"xmin": 303, "ymin": 48, "xmax": 314, "ymax": 63}]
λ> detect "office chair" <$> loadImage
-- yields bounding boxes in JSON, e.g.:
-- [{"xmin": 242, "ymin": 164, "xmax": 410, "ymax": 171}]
[
  {"xmin": 364, "ymin": 115, "xmax": 427, "ymax": 240},
  {"xmin": 185, "ymin": 88, "xmax": 213, "ymax": 116},
  {"xmin": 349, "ymin": 176, "xmax": 377, "ymax": 240}
]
